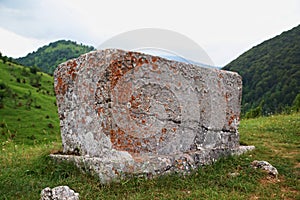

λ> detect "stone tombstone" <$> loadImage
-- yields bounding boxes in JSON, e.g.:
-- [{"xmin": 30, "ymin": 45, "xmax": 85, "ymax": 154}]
[{"xmin": 53, "ymin": 49, "xmax": 253, "ymax": 183}]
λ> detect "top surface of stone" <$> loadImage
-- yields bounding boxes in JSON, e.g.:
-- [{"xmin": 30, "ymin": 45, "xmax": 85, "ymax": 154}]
[{"xmin": 54, "ymin": 49, "xmax": 242, "ymax": 158}]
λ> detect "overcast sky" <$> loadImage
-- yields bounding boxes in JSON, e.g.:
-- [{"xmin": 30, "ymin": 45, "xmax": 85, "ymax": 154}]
[{"xmin": 0, "ymin": 0, "xmax": 299, "ymax": 66}]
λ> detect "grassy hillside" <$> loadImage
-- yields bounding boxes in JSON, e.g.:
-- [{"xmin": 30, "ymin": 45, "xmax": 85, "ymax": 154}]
[
  {"xmin": 0, "ymin": 59, "xmax": 299, "ymax": 199},
  {"xmin": 0, "ymin": 110, "xmax": 299, "ymax": 199},
  {"xmin": 16, "ymin": 40, "xmax": 95, "ymax": 75},
  {"xmin": 223, "ymin": 25, "xmax": 300, "ymax": 116},
  {"xmin": 0, "ymin": 60, "xmax": 60, "ymax": 146}
]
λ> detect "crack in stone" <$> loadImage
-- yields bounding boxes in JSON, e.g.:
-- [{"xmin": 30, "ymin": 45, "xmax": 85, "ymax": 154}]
[{"xmin": 169, "ymin": 119, "xmax": 181, "ymax": 124}]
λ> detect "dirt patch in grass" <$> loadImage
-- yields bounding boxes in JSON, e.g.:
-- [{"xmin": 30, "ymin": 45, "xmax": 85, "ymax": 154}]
[
  {"xmin": 280, "ymin": 187, "xmax": 298, "ymax": 194},
  {"xmin": 259, "ymin": 175, "xmax": 281, "ymax": 185},
  {"xmin": 294, "ymin": 162, "xmax": 300, "ymax": 168},
  {"xmin": 279, "ymin": 186, "xmax": 299, "ymax": 200},
  {"xmin": 249, "ymin": 195, "xmax": 260, "ymax": 200},
  {"xmin": 282, "ymin": 150, "xmax": 300, "ymax": 159},
  {"xmin": 258, "ymin": 175, "xmax": 299, "ymax": 199}
]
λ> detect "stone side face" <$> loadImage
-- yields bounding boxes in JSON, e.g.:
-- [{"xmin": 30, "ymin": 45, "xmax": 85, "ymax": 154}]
[{"xmin": 54, "ymin": 49, "xmax": 242, "ymax": 171}]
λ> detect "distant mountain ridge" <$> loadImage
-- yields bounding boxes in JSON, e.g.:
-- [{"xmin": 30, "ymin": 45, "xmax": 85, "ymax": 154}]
[
  {"xmin": 133, "ymin": 48, "xmax": 219, "ymax": 69},
  {"xmin": 14, "ymin": 27, "xmax": 300, "ymax": 116},
  {"xmin": 15, "ymin": 39, "xmax": 221, "ymax": 75},
  {"xmin": 223, "ymin": 24, "xmax": 300, "ymax": 115},
  {"xmin": 16, "ymin": 40, "xmax": 95, "ymax": 74},
  {"xmin": 159, "ymin": 55, "xmax": 220, "ymax": 69}
]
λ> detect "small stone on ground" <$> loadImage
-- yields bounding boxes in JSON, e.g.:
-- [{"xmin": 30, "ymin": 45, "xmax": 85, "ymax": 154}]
[
  {"xmin": 40, "ymin": 186, "xmax": 79, "ymax": 200},
  {"xmin": 251, "ymin": 160, "xmax": 278, "ymax": 177}
]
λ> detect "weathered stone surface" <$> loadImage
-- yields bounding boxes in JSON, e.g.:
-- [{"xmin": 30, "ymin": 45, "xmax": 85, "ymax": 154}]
[
  {"xmin": 251, "ymin": 160, "xmax": 278, "ymax": 177},
  {"xmin": 40, "ymin": 186, "xmax": 79, "ymax": 200},
  {"xmin": 53, "ymin": 48, "xmax": 252, "ymax": 183}
]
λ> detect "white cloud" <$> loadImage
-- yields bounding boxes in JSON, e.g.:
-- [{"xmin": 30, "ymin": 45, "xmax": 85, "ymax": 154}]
[
  {"xmin": 0, "ymin": 27, "xmax": 51, "ymax": 57},
  {"xmin": 0, "ymin": 0, "xmax": 299, "ymax": 65}
]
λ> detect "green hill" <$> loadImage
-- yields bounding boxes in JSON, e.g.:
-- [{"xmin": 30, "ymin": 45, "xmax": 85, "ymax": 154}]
[
  {"xmin": 223, "ymin": 25, "xmax": 300, "ymax": 116},
  {"xmin": 16, "ymin": 40, "xmax": 95, "ymax": 75},
  {"xmin": 0, "ymin": 59, "xmax": 60, "ymax": 146}
]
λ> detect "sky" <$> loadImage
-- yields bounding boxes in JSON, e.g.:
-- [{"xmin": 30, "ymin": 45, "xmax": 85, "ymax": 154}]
[{"xmin": 0, "ymin": 0, "xmax": 299, "ymax": 67}]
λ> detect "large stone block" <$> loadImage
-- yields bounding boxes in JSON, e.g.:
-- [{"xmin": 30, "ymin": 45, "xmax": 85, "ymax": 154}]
[{"xmin": 53, "ymin": 49, "xmax": 253, "ymax": 183}]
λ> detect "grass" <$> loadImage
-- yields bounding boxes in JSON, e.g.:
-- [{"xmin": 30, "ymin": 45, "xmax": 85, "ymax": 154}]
[
  {"xmin": 0, "ymin": 61, "xmax": 299, "ymax": 199},
  {"xmin": 0, "ymin": 61, "xmax": 60, "ymax": 146}
]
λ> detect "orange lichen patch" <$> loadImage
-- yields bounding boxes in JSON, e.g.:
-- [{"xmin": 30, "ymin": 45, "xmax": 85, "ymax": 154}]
[
  {"xmin": 55, "ymin": 60, "xmax": 79, "ymax": 95},
  {"xmin": 132, "ymin": 156, "xmax": 144, "ymax": 163},
  {"xmin": 71, "ymin": 73, "xmax": 76, "ymax": 80},
  {"xmin": 129, "ymin": 94, "xmax": 142, "ymax": 110},
  {"xmin": 152, "ymin": 63, "xmax": 158, "ymax": 70},
  {"xmin": 225, "ymin": 92, "xmax": 230, "ymax": 103},
  {"xmin": 55, "ymin": 77, "xmax": 68, "ymax": 95},
  {"xmin": 136, "ymin": 58, "xmax": 145, "ymax": 67},
  {"xmin": 67, "ymin": 59, "xmax": 77, "ymax": 69},
  {"xmin": 162, "ymin": 128, "xmax": 167, "ymax": 134},
  {"xmin": 108, "ymin": 53, "xmax": 144, "ymax": 88},
  {"xmin": 132, "ymin": 154, "xmax": 147, "ymax": 163},
  {"xmin": 218, "ymin": 72, "xmax": 224, "ymax": 79},
  {"xmin": 159, "ymin": 136, "xmax": 165, "ymax": 142},
  {"xmin": 114, "ymin": 82, "xmax": 132, "ymax": 104},
  {"xmin": 89, "ymin": 87, "xmax": 94, "ymax": 93},
  {"xmin": 110, "ymin": 129, "xmax": 117, "ymax": 143},
  {"xmin": 66, "ymin": 60, "xmax": 78, "ymax": 80},
  {"xmin": 127, "ymin": 51, "xmax": 136, "ymax": 61},
  {"xmin": 175, "ymin": 159, "xmax": 185, "ymax": 170},
  {"xmin": 228, "ymin": 114, "xmax": 236, "ymax": 126},
  {"xmin": 96, "ymin": 107, "xmax": 104, "ymax": 114},
  {"xmin": 117, "ymin": 138, "xmax": 122, "ymax": 145},
  {"xmin": 152, "ymin": 56, "xmax": 158, "ymax": 63},
  {"xmin": 156, "ymin": 70, "xmax": 162, "ymax": 74},
  {"xmin": 109, "ymin": 61, "xmax": 126, "ymax": 88},
  {"xmin": 112, "ymin": 167, "xmax": 120, "ymax": 175},
  {"xmin": 126, "ymin": 165, "xmax": 135, "ymax": 173},
  {"xmin": 142, "ymin": 138, "xmax": 150, "ymax": 146},
  {"xmin": 217, "ymin": 80, "xmax": 221, "ymax": 88},
  {"xmin": 109, "ymin": 128, "xmax": 146, "ymax": 154},
  {"xmin": 163, "ymin": 103, "xmax": 169, "ymax": 108}
]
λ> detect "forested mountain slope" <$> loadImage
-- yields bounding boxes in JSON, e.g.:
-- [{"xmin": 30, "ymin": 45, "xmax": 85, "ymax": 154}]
[
  {"xmin": 223, "ymin": 25, "xmax": 300, "ymax": 115},
  {"xmin": 16, "ymin": 40, "xmax": 95, "ymax": 74}
]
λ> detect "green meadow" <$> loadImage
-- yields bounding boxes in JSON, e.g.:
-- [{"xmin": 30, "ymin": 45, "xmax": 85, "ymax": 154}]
[{"xmin": 0, "ymin": 61, "xmax": 299, "ymax": 199}]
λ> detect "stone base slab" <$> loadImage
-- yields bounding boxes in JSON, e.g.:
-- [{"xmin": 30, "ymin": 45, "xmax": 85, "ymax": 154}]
[{"xmin": 50, "ymin": 145, "xmax": 255, "ymax": 184}]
